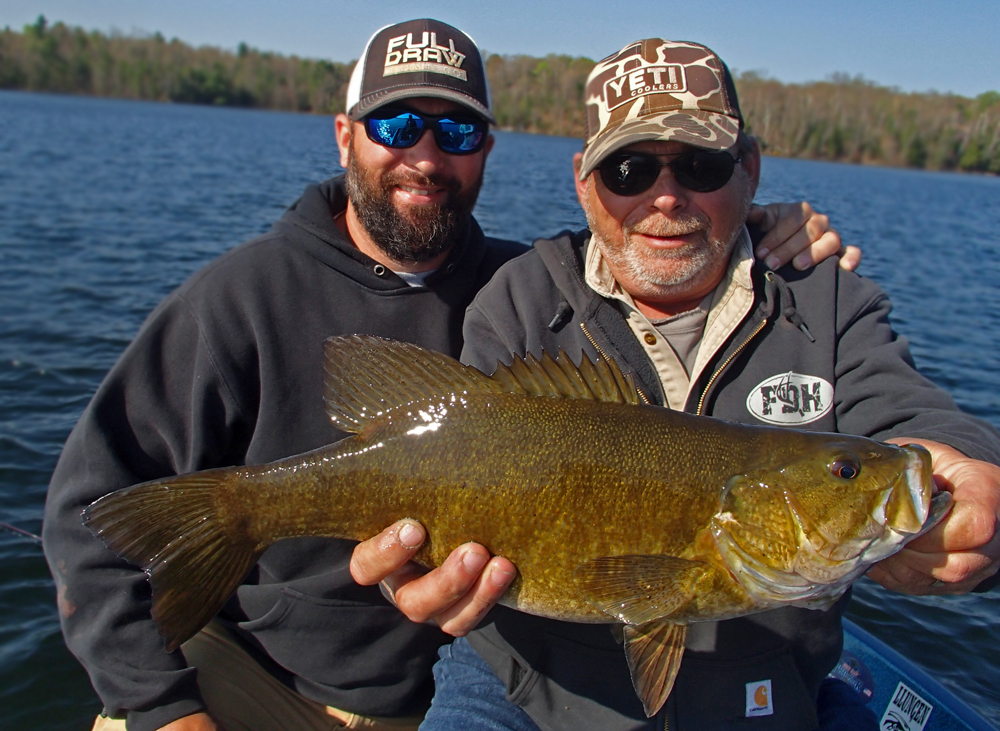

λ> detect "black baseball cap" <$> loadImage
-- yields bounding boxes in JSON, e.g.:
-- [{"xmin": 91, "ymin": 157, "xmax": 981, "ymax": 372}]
[{"xmin": 346, "ymin": 19, "xmax": 494, "ymax": 123}]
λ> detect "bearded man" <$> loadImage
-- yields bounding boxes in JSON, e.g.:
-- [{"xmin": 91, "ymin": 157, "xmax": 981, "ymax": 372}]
[{"xmin": 43, "ymin": 21, "xmax": 851, "ymax": 731}]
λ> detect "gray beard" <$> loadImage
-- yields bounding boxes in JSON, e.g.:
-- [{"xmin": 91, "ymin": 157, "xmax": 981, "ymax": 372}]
[
  {"xmin": 584, "ymin": 180, "xmax": 753, "ymax": 301},
  {"xmin": 344, "ymin": 142, "xmax": 483, "ymax": 264}
]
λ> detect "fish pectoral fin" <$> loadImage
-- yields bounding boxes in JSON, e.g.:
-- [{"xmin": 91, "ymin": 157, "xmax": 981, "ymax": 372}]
[
  {"xmin": 623, "ymin": 620, "xmax": 687, "ymax": 718},
  {"xmin": 574, "ymin": 555, "xmax": 705, "ymax": 625}
]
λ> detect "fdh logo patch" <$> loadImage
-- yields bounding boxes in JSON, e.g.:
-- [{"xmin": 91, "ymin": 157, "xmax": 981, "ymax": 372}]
[
  {"xmin": 745, "ymin": 679, "xmax": 773, "ymax": 717},
  {"xmin": 383, "ymin": 33, "xmax": 467, "ymax": 81},
  {"xmin": 747, "ymin": 372, "xmax": 833, "ymax": 425}
]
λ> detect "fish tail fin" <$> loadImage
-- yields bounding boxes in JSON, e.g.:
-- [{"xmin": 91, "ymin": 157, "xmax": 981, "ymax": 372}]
[{"xmin": 83, "ymin": 472, "xmax": 262, "ymax": 651}]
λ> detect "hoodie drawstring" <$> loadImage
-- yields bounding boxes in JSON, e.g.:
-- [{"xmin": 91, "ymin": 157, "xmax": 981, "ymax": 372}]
[
  {"xmin": 548, "ymin": 298, "xmax": 573, "ymax": 331},
  {"xmin": 765, "ymin": 271, "xmax": 816, "ymax": 342}
]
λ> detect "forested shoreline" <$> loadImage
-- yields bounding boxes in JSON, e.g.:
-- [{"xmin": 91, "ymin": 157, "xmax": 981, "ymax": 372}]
[{"xmin": 4, "ymin": 17, "xmax": 999, "ymax": 173}]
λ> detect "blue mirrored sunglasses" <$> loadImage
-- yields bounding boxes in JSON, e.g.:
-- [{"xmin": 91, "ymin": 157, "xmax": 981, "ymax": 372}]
[{"xmin": 364, "ymin": 109, "xmax": 489, "ymax": 155}]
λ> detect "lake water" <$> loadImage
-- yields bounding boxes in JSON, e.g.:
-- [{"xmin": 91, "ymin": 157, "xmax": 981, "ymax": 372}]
[{"xmin": 1, "ymin": 91, "xmax": 998, "ymax": 729}]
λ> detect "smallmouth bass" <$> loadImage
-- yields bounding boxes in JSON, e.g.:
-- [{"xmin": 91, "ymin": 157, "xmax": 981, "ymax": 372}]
[{"xmin": 84, "ymin": 336, "xmax": 950, "ymax": 716}]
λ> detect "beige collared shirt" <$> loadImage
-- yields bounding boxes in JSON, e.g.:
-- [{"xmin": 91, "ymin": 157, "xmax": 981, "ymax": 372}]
[{"xmin": 584, "ymin": 229, "xmax": 756, "ymax": 410}]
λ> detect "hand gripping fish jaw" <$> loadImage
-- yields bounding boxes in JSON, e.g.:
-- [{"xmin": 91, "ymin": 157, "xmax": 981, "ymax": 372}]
[{"xmin": 709, "ymin": 443, "xmax": 950, "ymax": 608}]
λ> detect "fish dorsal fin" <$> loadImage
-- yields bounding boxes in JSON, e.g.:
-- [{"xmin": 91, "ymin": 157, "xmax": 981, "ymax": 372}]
[
  {"xmin": 491, "ymin": 349, "xmax": 640, "ymax": 404},
  {"xmin": 323, "ymin": 335, "xmax": 507, "ymax": 433},
  {"xmin": 324, "ymin": 336, "xmax": 640, "ymax": 433},
  {"xmin": 575, "ymin": 555, "xmax": 705, "ymax": 625},
  {"xmin": 623, "ymin": 621, "xmax": 687, "ymax": 717}
]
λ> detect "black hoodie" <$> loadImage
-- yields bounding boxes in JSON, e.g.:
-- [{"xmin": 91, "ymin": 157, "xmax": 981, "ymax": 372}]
[{"xmin": 43, "ymin": 177, "xmax": 526, "ymax": 731}]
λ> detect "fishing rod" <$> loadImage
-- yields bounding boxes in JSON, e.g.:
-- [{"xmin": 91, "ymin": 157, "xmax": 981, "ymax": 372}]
[{"xmin": 0, "ymin": 520, "xmax": 42, "ymax": 543}]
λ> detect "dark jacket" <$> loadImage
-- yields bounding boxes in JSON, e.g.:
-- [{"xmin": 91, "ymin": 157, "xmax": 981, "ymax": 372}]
[
  {"xmin": 42, "ymin": 177, "xmax": 527, "ymax": 731},
  {"xmin": 459, "ymin": 229, "xmax": 1000, "ymax": 731}
]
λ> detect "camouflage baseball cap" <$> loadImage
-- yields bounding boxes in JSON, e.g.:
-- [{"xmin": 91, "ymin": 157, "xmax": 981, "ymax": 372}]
[
  {"xmin": 346, "ymin": 19, "xmax": 494, "ymax": 123},
  {"xmin": 578, "ymin": 39, "xmax": 743, "ymax": 180}
]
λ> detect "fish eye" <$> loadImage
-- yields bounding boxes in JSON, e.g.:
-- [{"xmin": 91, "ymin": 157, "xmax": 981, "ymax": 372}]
[{"xmin": 830, "ymin": 456, "xmax": 861, "ymax": 480}]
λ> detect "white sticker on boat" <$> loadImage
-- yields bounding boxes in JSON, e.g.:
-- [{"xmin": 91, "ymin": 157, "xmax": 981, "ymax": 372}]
[
  {"xmin": 745, "ymin": 679, "xmax": 773, "ymax": 717},
  {"xmin": 880, "ymin": 682, "xmax": 933, "ymax": 731},
  {"xmin": 746, "ymin": 372, "xmax": 833, "ymax": 425}
]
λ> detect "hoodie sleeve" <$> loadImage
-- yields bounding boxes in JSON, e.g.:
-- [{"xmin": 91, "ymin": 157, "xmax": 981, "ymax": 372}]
[
  {"xmin": 461, "ymin": 298, "xmax": 527, "ymax": 375},
  {"xmin": 461, "ymin": 245, "xmax": 587, "ymax": 374},
  {"xmin": 43, "ymin": 292, "xmax": 254, "ymax": 731},
  {"xmin": 833, "ymin": 271, "xmax": 1000, "ymax": 465},
  {"xmin": 460, "ymin": 249, "xmax": 546, "ymax": 374}
]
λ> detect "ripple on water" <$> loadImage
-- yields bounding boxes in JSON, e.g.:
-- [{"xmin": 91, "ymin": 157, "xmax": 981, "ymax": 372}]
[{"xmin": 848, "ymin": 578, "xmax": 1000, "ymax": 722}]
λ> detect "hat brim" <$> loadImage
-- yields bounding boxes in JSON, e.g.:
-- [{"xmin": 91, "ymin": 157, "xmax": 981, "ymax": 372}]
[
  {"xmin": 579, "ymin": 110, "xmax": 739, "ymax": 180},
  {"xmin": 349, "ymin": 87, "xmax": 495, "ymax": 125}
]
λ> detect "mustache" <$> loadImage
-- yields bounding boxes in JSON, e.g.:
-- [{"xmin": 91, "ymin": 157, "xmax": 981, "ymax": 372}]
[
  {"xmin": 384, "ymin": 170, "xmax": 462, "ymax": 196},
  {"xmin": 626, "ymin": 214, "xmax": 709, "ymax": 238}
]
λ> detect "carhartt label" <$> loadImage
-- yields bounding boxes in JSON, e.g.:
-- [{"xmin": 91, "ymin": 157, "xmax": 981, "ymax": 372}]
[
  {"xmin": 747, "ymin": 372, "xmax": 833, "ymax": 425},
  {"xmin": 745, "ymin": 679, "xmax": 773, "ymax": 717},
  {"xmin": 384, "ymin": 32, "xmax": 467, "ymax": 80},
  {"xmin": 605, "ymin": 65, "xmax": 685, "ymax": 109},
  {"xmin": 880, "ymin": 682, "xmax": 933, "ymax": 731}
]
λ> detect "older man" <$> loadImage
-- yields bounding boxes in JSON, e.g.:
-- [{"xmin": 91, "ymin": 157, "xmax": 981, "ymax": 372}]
[
  {"xmin": 402, "ymin": 38, "xmax": 1000, "ymax": 731},
  {"xmin": 44, "ymin": 21, "xmax": 850, "ymax": 731}
]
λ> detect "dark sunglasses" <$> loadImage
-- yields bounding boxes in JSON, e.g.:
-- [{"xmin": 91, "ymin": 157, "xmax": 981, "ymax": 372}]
[
  {"xmin": 598, "ymin": 149, "xmax": 742, "ymax": 196},
  {"xmin": 364, "ymin": 108, "xmax": 489, "ymax": 155}
]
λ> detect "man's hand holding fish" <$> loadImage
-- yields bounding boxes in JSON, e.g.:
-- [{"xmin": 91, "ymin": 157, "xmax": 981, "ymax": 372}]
[
  {"xmin": 350, "ymin": 519, "xmax": 516, "ymax": 636},
  {"xmin": 868, "ymin": 439, "xmax": 1000, "ymax": 594}
]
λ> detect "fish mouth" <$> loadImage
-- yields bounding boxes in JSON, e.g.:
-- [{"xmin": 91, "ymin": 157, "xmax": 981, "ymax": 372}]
[
  {"xmin": 793, "ymin": 447, "xmax": 935, "ymax": 569},
  {"xmin": 847, "ymin": 445, "xmax": 951, "ymax": 561},
  {"xmin": 871, "ymin": 446, "xmax": 934, "ymax": 537},
  {"xmin": 712, "ymin": 447, "xmax": 943, "ymax": 607}
]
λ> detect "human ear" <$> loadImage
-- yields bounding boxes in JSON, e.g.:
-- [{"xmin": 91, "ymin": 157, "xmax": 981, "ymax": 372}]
[
  {"xmin": 334, "ymin": 114, "xmax": 352, "ymax": 169},
  {"xmin": 573, "ymin": 152, "xmax": 590, "ymax": 209}
]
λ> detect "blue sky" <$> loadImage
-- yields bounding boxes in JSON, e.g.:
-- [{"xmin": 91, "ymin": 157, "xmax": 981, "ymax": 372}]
[{"xmin": 3, "ymin": 1, "xmax": 997, "ymax": 97}]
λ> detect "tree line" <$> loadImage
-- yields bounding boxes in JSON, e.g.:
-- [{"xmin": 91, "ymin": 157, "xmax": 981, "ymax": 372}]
[
  {"xmin": 3, "ymin": 17, "xmax": 998, "ymax": 174},
  {"xmin": 0, "ymin": 16, "xmax": 353, "ymax": 112}
]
